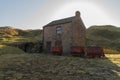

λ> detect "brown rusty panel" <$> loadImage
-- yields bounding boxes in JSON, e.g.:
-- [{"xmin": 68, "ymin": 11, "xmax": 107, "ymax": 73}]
[
  {"xmin": 86, "ymin": 46, "xmax": 105, "ymax": 58},
  {"xmin": 51, "ymin": 47, "xmax": 63, "ymax": 55},
  {"xmin": 71, "ymin": 46, "xmax": 85, "ymax": 56}
]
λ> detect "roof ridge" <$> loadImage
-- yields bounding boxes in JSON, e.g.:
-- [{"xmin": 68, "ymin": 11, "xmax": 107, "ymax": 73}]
[
  {"xmin": 52, "ymin": 16, "xmax": 75, "ymax": 22},
  {"xmin": 44, "ymin": 16, "xmax": 75, "ymax": 27}
]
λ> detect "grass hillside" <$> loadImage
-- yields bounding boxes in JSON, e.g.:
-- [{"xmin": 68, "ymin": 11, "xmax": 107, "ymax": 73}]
[
  {"xmin": 0, "ymin": 26, "xmax": 42, "ymax": 45},
  {"xmin": 0, "ymin": 25, "xmax": 120, "ymax": 52},
  {"xmin": 0, "ymin": 26, "xmax": 120, "ymax": 80},
  {"xmin": 86, "ymin": 25, "xmax": 120, "ymax": 51},
  {"xmin": 0, "ymin": 53, "xmax": 120, "ymax": 80},
  {"xmin": 0, "ymin": 45, "xmax": 25, "ymax": 56}
]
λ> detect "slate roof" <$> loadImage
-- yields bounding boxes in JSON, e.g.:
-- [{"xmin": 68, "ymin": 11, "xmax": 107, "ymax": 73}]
[{"xmin": 44, "ymin": 16, "xmax": 75, "ymax": 27}]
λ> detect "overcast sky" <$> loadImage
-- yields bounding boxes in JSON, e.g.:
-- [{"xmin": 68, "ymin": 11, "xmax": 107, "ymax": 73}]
[{"xmin": 0, "ymin": 0, "xmax": 120, "ymax": 29}]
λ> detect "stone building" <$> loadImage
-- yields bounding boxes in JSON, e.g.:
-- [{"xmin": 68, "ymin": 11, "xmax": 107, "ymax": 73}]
[{"xmin": 43, "ymin": 11, "xmax": 86, "ymax": 54}]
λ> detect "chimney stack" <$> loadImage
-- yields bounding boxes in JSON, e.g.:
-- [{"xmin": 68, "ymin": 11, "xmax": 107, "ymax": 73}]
[{"xmin": 75, "ymin": 11, "xmax": 80, "ymax": 17}]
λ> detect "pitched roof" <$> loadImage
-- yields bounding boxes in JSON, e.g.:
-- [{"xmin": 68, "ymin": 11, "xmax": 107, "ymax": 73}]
[{"xmin": 44, "ymin": 16, "xmax": 75, "ymax": 27}]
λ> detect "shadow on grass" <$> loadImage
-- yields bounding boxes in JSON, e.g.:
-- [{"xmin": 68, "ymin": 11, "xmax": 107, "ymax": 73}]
[{"xmin": 0, "ymin": 54, "xmax": 119, "ymax": 80}]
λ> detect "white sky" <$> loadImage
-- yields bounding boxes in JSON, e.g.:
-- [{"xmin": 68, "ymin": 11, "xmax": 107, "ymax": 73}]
[{"xmin": 0, "ymin": 0, "xmax": 120, "ymax": 29}]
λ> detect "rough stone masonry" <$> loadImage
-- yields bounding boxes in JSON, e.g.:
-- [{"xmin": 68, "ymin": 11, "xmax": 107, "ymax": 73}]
[{"xmin": 43, "ymin": 11, "xmax": 86, "ymax": 54}]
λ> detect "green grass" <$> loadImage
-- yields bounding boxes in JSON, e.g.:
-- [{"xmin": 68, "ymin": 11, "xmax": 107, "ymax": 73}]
[
  {"xmin": 0, "ymin": 26, "xmax": 42, "ymax": 45},
  {"xmin": 0, "ymin": 53, "xmax": 119, "ymax": 80},
  {"xmin": 0, "ymin": 35, "xmax": 42, "ymax": 45},
  {"xmin": 104, "ymin": 48, "xmax": 120, "ymax": 54},
  {"xmin": 0, "ymin": 45, "xmax": 25, "ymax": 56},
  {"xmin": 87, "ymin": 25, "xmax": 120, "ymax": 51},
  {"xmin": 0, "ymin": 26, "xmax": 120, "ymax": 80}
]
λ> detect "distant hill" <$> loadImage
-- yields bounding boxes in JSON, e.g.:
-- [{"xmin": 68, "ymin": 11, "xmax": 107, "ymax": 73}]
[
  {"xmin": 86, "ymin": 25, "xmax": 120, "ymax": 51},
  {"xmin": 0, "ymin": 26, "xmax": 42, "ymax": 44},
  {"xmin": 0, "ymin": 26, "xmax": 32, "ymax": 36},
  {"xmin": 0, "ymin": 26, "xmax": 42, "ymax": 36},
  {"xmin": 0, "ymin": 26, "xmax": 20, "ymax": 36}
]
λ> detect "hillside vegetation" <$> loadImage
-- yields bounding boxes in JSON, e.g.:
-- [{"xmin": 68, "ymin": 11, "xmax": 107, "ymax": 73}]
[
  {"xmin": 86, "ymin": 25, "xmax": 120, "ymax": 51},
  {"xmin": 0, "ymin": 26, "xmax": 120, "ymax": 80},
  {"xmin": 0, "ymin": 26, "xmax": 42, "ymax": 45},
  {"xmin": 0, "ymin": 25, "xmax": 120, "ymax": 52},
  {"xmin": 0, "ymin": 53, "xmax": 120, "ymax": 80},
  {"xmin": 0, "ymin": 45, "xmax": 25, "ymax": 56}
]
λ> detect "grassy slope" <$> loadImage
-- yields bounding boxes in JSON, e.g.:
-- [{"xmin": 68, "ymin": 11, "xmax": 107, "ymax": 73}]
[
  {"xmin": 86, "ymin": 25, "xmax": 120, "ymax": 51},
  {"xmin": 0, "ymin": 45, "xmax": 25, "ymax": 56},
  {"xmin": 0, "ymin": 26, "xmax": 42, "ymax": 45},
  {"xmin": 0, "ymin": 53, "xmax": 119, "ymax": 80},
  {"xmin": 1, "ymin": 25, "xmax": 120, "ymax": 51},
  {"xmin": 0, "ymin": 26, "xmax": 120, "ymax": 80}
]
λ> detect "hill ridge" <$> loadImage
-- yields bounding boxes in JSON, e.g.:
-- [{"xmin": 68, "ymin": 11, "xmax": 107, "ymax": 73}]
[{"xmin": 87, "ymin": 25, "xmax": 120, "ymax": 51}]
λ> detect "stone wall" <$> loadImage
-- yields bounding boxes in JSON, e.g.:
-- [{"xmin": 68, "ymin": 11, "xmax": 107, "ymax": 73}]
[
  {"xmin": 43, "ymin": 23, "xmax": 72, "ymax": 54},
  {"xmin": 43, "ymin": 11, "xmax": 86, "ymax": 54},
  {"xmin": 71, "ymin": 15, "xmax": 86, "ymax": 47}
]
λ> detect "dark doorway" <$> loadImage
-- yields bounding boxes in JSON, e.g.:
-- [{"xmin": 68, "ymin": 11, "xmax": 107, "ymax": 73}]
[{"xmin": 46, "ymin": 41, "xmax": 52, "ymax": 52}]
